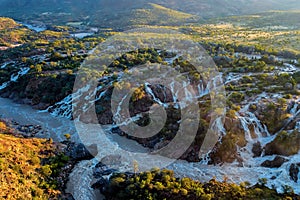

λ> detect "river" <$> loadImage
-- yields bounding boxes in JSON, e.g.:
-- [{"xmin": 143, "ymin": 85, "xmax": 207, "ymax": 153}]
[
  {"xmin": 0, "ymin": 97, "xmax": 147, "ymax": 199},
  {"xmin": 1, "ymin": 52, "xmax": 300, "ymax": 199},
  {"xmin": 1, "ymin": 96, "xmax": 300, "ymax": 199}
]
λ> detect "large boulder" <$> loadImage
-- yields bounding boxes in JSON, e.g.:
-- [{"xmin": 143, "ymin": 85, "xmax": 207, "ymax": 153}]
[
  {"xmin": 289, "ymin": 163, "xmax": 300, "ymax": 183},
  {"xmin": 252, "ymin": 142, "xmax": 262, "ymax": 157},
  {"xmin": 265, "ymin": 130, "xmax": 300, "ymax": 156},
  {"xmin": 209, "ymin": 117, "xmax": 246, "ymax": 165},
  {"xmin": 261, "ymin": 156, "xmax": 288, "ymax": 168},
  {"xmin": 93, "ymin": 162, "xmax": 118, "ymax": 179},
  {"xmin": 66, "ymin": 143, "xmax": 98, "ymax": 161},
  {"xmin": 209, "ymin": 132, "xmax": 244, "ymax": 165},
  {"xmin": 254, "ymin": 99, "xmax": 290, "ymax": 135}
]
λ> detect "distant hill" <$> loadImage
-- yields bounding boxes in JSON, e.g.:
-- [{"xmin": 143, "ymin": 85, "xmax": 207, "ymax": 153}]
[
  {"xmin": 0, "ymin": 17, "xmax": 32, "ymax": 47},
  {"xmin": 0, "ymin": 17, "xmax": 18, "ymax": 30},
  {"xmin": 0, "ymin": 0, "xmax": 300, "ymax": 28},
  {"xmin": 0, "ymin": 0, "xmax": 198, "ymax": 28},
  {"xmin": 90, "ymin": 3, "xmax": 199, "ymax": 28},
  {"xmin": 216, "ymin": 10, "xmax": 300, "ymax": 29},
  {"xmin": 158, "ymin": 0, "xmax": 300, "ymax": 19}
]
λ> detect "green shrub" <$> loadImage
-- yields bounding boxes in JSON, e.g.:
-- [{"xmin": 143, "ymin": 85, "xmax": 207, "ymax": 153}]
[{"xmin": 103, "ymin": 169, "xmax": 298, "ymax": 200}]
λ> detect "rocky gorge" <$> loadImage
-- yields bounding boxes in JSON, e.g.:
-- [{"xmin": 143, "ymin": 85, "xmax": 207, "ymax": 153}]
[
  {"xmin": 1, "ymin": 54, "xmax": 300, "ymax": 200},
  {"xmin": 0, "ymin": 29, "xmax": 300, "ymax": 199}
]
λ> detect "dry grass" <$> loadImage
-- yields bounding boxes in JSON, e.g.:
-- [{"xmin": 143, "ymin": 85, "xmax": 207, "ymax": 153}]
[
  {"xmin": 0, "ymin": 133, "xmax": 59, "ymax": 200},
  {"xmin": 190, "ymin": 24, "xmax": 300, "ymax": 55}
]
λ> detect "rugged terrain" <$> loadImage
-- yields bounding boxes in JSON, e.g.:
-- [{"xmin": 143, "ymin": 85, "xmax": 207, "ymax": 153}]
[
  {"xmin": 0, "ymin": 4, "xmax": 300, "ymax": 199},
  {"xmin": 1, "ymin": 0, "xmax": 300, "ymax": 28}
]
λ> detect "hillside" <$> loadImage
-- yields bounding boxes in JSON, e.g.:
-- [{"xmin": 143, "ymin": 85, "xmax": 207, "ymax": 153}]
[
  {"xmin": 0, "ymin": 1, "xmax": 300, "ymax": 198},
  {"xmin": 158, "ymin": 0, "xmax": 300, "ymax": 18},
  {"xmin": 131, "ymin": 3, "xmax": 198, "ymax": 25},
  {"xmin": 0, "ymin": 17, "xmax": 32, "ymax": 47},
  {"xmin": 1, "ymin": 0, "xmax": 300, "ymax": 28},
  {"xmin": 91, "ymin": 3, "xmax": 199, "ymax": 28},
  {"xmin": 0, "ymin": 123, "xmax": 60, "ymax": 199},
  {"xmin": 0, "ymin": 17, "xmax": 18, "ymax": 30},
  {"xmin": 213, "ymin": 10, "xmax": 300, "ymax": 29}
]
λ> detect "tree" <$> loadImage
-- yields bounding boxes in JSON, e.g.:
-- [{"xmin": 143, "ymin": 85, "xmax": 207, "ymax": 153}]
[{"xmin": 35, "ymin": 64, "xmax": 43, "ymax": 73}]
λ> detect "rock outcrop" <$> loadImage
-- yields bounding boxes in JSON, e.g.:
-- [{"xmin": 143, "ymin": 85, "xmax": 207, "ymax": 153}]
[
  {"xmin": 289, "ymin": 163, "xmax": 300, "ymax": 183},
  {"xmin": 261, "ymin": 156, "xmax": 288, "ymax": 168}
]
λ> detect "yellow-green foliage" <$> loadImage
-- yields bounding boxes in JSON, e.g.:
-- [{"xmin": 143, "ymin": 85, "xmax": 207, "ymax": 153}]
[
  {"xmin": 39, "ymin": 30, "xmax": 68, "ymax": 39},
  {"xmin": 190, "ymin": 23, "xmax": 300, "ymax": 56},
  {"xmin": 0, "ymin": 17, "xmax": 32, "ymax": 47},
  {"xmin": 130, "ymin": 3, "xmax": 197, "ymax": 26},
  {"xmin": 259, "ymin": 101, "xmax": 291, "ymax": 134},
  {"xmin": 266, "ymin": 130, "xmax": 300, "ymax": 156},
  {"xmin": 105, "ymin": 169, "xmax": 298, "ymax": 200},
  {"xmin": 0, "ymin": 133, "xmax": 60, "ymax": 199},
  {"xmin": 0, "ymin": 18, "xmax": 19, "ymax": 30}
]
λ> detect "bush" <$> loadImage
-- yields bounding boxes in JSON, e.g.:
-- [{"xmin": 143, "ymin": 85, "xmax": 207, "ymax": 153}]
[
  {"xmin": 229, "ymin": 92, "xmax": 245, "ymax": 103},
  {"xmin": 102, "ymin": 169, "xmax": 298, "ymax": 200}
]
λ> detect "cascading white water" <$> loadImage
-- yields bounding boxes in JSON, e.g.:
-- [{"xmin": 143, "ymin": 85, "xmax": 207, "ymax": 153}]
[
  {"xmin": 38, "ymin": 53, "xmax": 299, "ymax": 197},
  {"xmin": 0, "ymin": 67, "xmax": 30, "ymax": 90},
  {"xmin": 44, "ymin": 84, "xmax": 92, "ymax": 119},
  {"xmin": 1, "ymin": 52, "xmax": 300, "ymax": 199},
  {"xmin": 1, "ymin": 91, "xmax": 300, "ymax": 199}
]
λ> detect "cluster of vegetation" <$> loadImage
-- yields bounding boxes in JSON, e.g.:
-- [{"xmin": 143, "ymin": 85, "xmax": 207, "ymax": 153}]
[
  {"xmin": 254, "ymin": 99, "xmax": 291, "ymax": 134},
  {"xmin": 225, "ymin": 71, "xmax": 298, "ymax": 109},
  {"xmin": 0, "ymin": 17, "xmax": 34, "ymax": 47},
  {"xmin": 130, "ymin": 3, "xmax": 198, "ymax": 26},
  {"xmin": 0, "ymin": 121, "xmax": 69, "ymax": 199},
  {"xmin": 103, "ymin": 168, "xmax": 298, "ymax": 200},
  {"xmin": 218, "ymin": 10, "xmax": 300, "ymax": 30},
  {"xmin": 2, "ymin": 0, "xmax": 300, "ymax": 29},
  {"xmin": 189, "ymin": 23, "xmax": 300, "ymax": 58},
  {"xmin": 265, "ymin": 130, "xmax": 300, "ymax": 156},
  {"xmin": 0, "ymin": 21, "xmax": 109, "ymax": 106}
]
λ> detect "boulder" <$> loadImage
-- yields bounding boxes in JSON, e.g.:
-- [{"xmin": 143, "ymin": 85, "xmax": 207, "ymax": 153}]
[
  {"xmin": 265, "ymin": 131, "xmax": 300, "ymax": 156},
  {"xmin": 285, "ymin": 83, "xmax": 294, "ymax": 90},
  {"xmin": 151, "ymin": 84, "xmax": 173, "ymax": 103},
  {"xmin": 32, "ymin": 102, "xmax": 50, "ymax": 110},
  {"xmin": 91, "ymin": 177, "xmax": 108, "ymax": 191},
  {"xmin": 289, "ymin": 164, "xmax": 299, "ymax": 183},
  {"xmin": 16, "ymin": 124, "xmax": 42, "ymax": 137},
  {"xmin": 59, "ymin": 193, "xmax": 74, "ymax": 200},
  {"xmin": 66, "ymin": 143, "xmax": 98, "ymax": 161},
  {"xmin": 261, "ymin": 156, "xmax": 288, "ymax": 168},
  {"xmin": 254, "ymin": 99, "xmax": 289, "ymax": 134},
  {"xmin": 208, "ymin": 132, "xmax": 243, "ymax": 165},
  {"xmin": 252, "ymin": 142, "xmax": 262, "ymax": 157},
  {"xmin": 93, "ymin": 162, "xmax": 118, "ymax": 178}
]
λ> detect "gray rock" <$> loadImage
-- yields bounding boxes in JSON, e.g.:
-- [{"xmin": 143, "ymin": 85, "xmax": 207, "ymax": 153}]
[
  {"xmin": 261, "ymin": 156, "xmax": 288, "ymax": 168},
  {"xmin": 92, "ymin": 177, "xmax": 108, "ymax": 191},
  {"xmin": 67, "ymin": 143, "xmax": 98, "ymax": 161},
  {"xmin": 93, "ymin": 162, "xmax": 117, "ymax": 178},
  {"xmin": 289, "ymin": 164, "xmax": 299, "ymax": 183},
  {"xmin": 252, "ymin": 142, "xmax": 262, "ymax": 157}
]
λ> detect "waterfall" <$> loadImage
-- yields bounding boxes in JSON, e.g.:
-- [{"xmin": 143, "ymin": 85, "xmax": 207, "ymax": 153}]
[
  {"xmin": 0, "ymin": 67, "xmax": 30, "ymax": 91},
  {"xmin": 144, "ymin": 83, "xmax": 167, "ymax": 107},
  {"xmin": 2, "ymin": 51, "xmax": 298, "ymax": 198}
]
